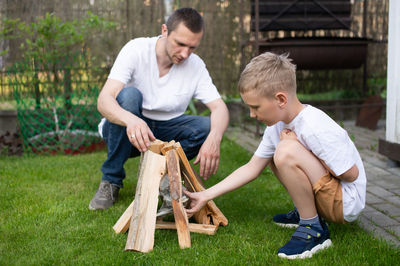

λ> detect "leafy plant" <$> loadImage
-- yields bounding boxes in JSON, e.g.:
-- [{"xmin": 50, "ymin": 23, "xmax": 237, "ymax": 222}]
[
  {"xmin": 2, "ymin": 13, "xmax": 116, "ymax": 154},
  {"xmin": 367, "ymin": 76, "xmax": 387, "ymax": 98},
  {"xmin": 2, "ymin": 12, "xmax": 116, "ymax": 66}
]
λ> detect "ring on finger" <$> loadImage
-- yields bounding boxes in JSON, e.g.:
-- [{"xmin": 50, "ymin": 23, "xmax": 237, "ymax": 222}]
[{"xmin": 131, "ymin": 133, "xmax": 135, "ymax": 139}]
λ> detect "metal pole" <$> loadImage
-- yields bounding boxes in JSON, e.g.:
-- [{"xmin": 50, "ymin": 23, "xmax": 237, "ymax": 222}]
[
  {"xmin": 362, "ymin": 0, "xmax": 368, "ymax": 96},
  {"xmin": 255, "ymin": 0, "xmax": 260, "ymax": 136}
]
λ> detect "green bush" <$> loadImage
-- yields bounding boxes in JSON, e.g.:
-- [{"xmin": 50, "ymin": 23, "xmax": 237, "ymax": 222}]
[{"xmin": 3, "ymin": 13, "xmax": 116, "ymax": 154}]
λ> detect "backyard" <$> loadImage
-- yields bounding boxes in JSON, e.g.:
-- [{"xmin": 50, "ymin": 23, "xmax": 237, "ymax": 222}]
[
  {"xmin": 1, "ymin": 0, "xmax": 399, "ymax": 264},
  {"xmin": 0, "ymin": 139, "xmax": 399, "ymax": 265}
]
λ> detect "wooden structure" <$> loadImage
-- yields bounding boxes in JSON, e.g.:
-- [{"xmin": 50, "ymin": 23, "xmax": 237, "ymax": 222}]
[
  {"xmin": 379, "ymin": 0, "xmax": 400, "ymax": 163},
  {"xmin": 249, "ymin": 0, "xmax": 369, "ymax": 70},
  {"xmin": 246, "ymin": 0, "xmax": 379, "ymax": 134},
  {"xmin": 113, "ymin": 140, "xmax": 228, "ymax": 253}
]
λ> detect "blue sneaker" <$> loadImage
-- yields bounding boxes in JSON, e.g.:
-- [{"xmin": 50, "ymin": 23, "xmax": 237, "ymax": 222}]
[
  {"xmin": 273, "ymin": 209, "xmax": 300, "ymax": 228},
  {"xmin": 277, "ymin": 221, "xmax": 332, "ymax": 259}
]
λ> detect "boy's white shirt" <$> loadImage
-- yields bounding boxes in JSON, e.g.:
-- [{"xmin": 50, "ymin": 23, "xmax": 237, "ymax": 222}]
[
  {"xmin": 255, "ymin": 105, "xmax": 366, "ymax": 222},
  {"xmin": 107, "ymin": 36, "xmax": 220, "ymax": 121}
]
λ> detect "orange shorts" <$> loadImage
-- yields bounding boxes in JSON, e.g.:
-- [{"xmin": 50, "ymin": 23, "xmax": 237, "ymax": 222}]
[{"xmin": 313, "ymin": 172, "xmax": 345, "ymax": 224}]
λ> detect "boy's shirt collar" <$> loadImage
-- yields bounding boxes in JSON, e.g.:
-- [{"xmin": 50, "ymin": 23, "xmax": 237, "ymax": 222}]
[{"xmin": 284, "ymin": 104, "xmax": 309, "ymax": 130}]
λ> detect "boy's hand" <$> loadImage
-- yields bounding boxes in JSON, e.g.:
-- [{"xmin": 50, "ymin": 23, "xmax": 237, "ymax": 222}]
[
  {"xmin": 280, "ymin": 128, "xmax": 298, "ymax": 141},
  {"xmin": 184, "ymin": 190, "xmax": 208, "ymax": 215}
]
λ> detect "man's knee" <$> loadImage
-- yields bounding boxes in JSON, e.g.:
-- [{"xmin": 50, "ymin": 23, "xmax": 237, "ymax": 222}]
[
  {"xmin": 116, "ymin": 86, "xmax": 143, "ymax": 114},
  {"xmin": 273, "ymin": 139, "xmax": 304, "ymax": 168},
  {"xmin": 180, "ymin": 116, "xmax": 210, "ymax": 160},
  {"xmin": 194, "ymin": 116, "xmax": 210, "ymax": 138}
]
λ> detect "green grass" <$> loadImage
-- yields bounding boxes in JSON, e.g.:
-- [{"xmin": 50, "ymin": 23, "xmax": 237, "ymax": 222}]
[{"xmin": 0, "ymin": 139, "xmax": 398, "ymax": 265}]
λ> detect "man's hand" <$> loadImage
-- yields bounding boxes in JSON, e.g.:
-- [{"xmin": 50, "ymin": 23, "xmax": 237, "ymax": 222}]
[
  {"xmin": 184, "ymin": 190, "xmax": 209, "ymax": 215},
  {"xmin": 193, "ymin": 134, "xmax": 220, "ymax": 180},
  {"xmin": 126, "ymin": 116, "xmax": 156, "ymax": 152},
  {"xmin": 98, "ymin": 79, "xmax": 155, "ymax": 153},
  {"xmin": 280, "ymin": 128, "xmax": 298, "ymax": 141}
]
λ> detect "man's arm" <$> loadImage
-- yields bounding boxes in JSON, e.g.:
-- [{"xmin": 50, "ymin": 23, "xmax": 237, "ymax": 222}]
[
  {"xmin": 193, "ymin": 98, "xmax": 229, "ymax": 179},
  {"xmin": 186, "ymin": 155, "xmax": 271, "ymax": 214},
  {"xmin": 97, "ymin": 79, "xmax": 155, "ymax": 152}
]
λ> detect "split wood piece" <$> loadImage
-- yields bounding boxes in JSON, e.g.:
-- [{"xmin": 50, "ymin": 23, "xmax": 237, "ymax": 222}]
[
  {"xmin": 174, "ymin": 142, "xmax": 228, "ymax": 226},
  {"xmin": 156, "ymin": 221, "xmax": 218, "ymax": 235},
  {"xmin": 166, "ymin": 149, "xmax": 191, "ymax": 249},
  {"xmin": 125, "ymin": 150, "xmax": 166, "ymax": 253},
  {"xmin": 148, "ymin": 139, "xmax": 166, "ymax": 155},
  {"xmin": 113, "ymin": 200, "xmax": 134, "ymax": 234},
  {"xmin": 173, "ymin": 142, "xmax": 203, "ymax": 192},
  {"xmin": 113, "ymin": 146, "xmax": 152, "ymax": 235},
  {"xmin": 160, "ymin": 140, "xmax": 176, "ymax": 155},
  {"xmin": 193, "ymin": 205, "xmax": 212, "ymax": 225}
]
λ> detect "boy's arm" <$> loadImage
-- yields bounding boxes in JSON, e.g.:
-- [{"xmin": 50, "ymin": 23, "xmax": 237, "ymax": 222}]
[
  {"xmin": 337, "ymin": 164, "xmax": 359, "ymax": 182},
  {"xmin": 185, "ymin": 155, "xmax": 271, "ymax": 214},
  {"xmin": 320, "ymin": 159, "xmax": 358, "ymax": 182}
]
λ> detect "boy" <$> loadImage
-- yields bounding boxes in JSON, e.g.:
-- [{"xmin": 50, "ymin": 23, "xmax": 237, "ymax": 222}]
[{"xmin": 185, "ymin": 52, "xmax": 366, "ymax": 259}]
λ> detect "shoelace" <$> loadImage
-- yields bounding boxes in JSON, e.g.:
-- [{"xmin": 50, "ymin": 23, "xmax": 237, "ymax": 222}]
[
  {"xmin": 286, "ymin": 210, "xmax": 298, "ymax": 219},
  {"xmin": 99, "ymin": 183, "xmax": 114, "ymax": 201}
]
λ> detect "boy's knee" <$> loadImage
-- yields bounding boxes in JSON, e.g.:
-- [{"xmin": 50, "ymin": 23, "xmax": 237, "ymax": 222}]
[
  {"xmin": 273, "ymin": 139, "xmax": 303, "ymax": 167},
  {"xmin": 116, "ymin": 87, "xmax": 143, "ymax": 113}
]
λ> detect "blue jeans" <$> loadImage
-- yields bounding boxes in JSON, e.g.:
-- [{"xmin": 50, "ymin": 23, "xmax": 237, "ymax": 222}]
[{"xmin": 101, "ymin": 87, "xmax": 210, "ymax": 187}]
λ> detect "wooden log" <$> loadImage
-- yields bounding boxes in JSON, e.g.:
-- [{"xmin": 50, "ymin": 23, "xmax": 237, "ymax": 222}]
[
  {"xmin": 174, "ymin": 142, "xmax": 204, "ymax": 192},
  {"xmin": 160, "ymin": 140, "xmax": 176, "ymax": 155},
  {"xmin": 174, "ymin": 142, "xmax": 228, "ymax": 226},
  {"xmin": 113, "ymin": 200, "xmax": 134, "ymax": 234},
  {"xmin": 166, "ymin": 149, "xmax": 191, "ymax": 249},
  {"xmin": 193, "ymin": 205, "xmax": 211, "ymax": 225},
  {"xmin": 148, "ymin": 139, "xmax": 166, "ymax": 155},
  {"xmin": 156, "ymin": 221, "xmax": 218, "ymax": 235},
  {"xmin": 125, "ymin": 150, "xmax": 166, "ymax": 253},
  {"xmin": 206, "ymin": 201, "xmax": 228, "ymax": 226}
]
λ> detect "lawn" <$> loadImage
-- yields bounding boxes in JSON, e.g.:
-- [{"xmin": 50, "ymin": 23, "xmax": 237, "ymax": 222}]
[{"xmin": 0, "ymin": 138, "xmax": 398, "ymax": 265}]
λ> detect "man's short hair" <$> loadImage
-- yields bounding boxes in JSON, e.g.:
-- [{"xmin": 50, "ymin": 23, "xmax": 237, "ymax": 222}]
[
  {"xmin": 166, "ymin": 8, "xmax": 204, "ymax": 34},
  {"xmin": 238, "ymin": 52, "xmax": 297, "ymax": 98}
]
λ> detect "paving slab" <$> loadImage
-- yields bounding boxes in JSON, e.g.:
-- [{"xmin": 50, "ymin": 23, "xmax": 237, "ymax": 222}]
[
  {"xmin": 387, "ymin": 196, "xmax": 400, "ymax": 206},
  {"xmin": 362, "ymin": 208, "xmax": 399, "ymax": 227},
  {"xmin": 386, "ymin": 225, "xmax": 400, "ymax": 239},
  {"xmin": 366, "ymin": 192, "xmax": 385, "ymax": 204},
  {"xmin": 358, "ymin": 216, "xmax": 400, "ymax": 248},
  {"xmin": 372, "ymin": 203, "xmax": 400, "ymax": 217},
  {"xmin": 371, "ymin": 179, "xmax": 400, "ymax": 191},
  {"xmin": 368, "ymin": 186, "xmax": 396, "ymax": 198}
]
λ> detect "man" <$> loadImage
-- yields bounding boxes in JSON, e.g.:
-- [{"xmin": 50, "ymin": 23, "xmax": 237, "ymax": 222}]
[{"xmin": 89, "ymin": 8, "xmax": 229, "ymax": 210}]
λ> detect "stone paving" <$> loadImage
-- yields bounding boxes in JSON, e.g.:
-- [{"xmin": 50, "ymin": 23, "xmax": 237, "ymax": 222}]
[{"xmin": 225, "ymin": 120, "xmax": 400, "ymax": 248}]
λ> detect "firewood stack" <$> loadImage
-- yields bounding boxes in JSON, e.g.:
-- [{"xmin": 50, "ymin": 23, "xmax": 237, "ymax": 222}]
[{"xmin": 112, "ymin": 140, "xmax": 228, "ymax": 253}]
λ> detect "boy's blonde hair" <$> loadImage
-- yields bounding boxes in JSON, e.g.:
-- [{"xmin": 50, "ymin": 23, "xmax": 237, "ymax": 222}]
[{"xmin": 238, "ymin": 52, "xmax": 297, "ymax": 98}]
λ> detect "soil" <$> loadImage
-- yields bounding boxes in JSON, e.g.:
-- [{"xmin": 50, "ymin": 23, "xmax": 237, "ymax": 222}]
[
  {"xmin": 0, "ymin": 130, "xmax": 105, "ymax": 156},
  {"xmin": 0, "ymin": 131, "xmax": 24, "ymax": 156}
]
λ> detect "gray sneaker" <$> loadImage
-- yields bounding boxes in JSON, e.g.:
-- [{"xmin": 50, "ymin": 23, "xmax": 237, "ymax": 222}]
[{"xmin": 88, "ymin": 180, "xmax": 120, "ymax": 210}]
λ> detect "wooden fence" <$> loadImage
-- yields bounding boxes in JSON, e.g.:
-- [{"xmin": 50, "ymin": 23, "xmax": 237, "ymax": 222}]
[{"xmin": 0, "ymin": 0, "xmax": 389, "ymax": 99}]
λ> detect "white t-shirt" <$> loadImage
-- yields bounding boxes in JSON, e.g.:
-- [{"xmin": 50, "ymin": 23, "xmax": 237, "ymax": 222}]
[
  {"xmin": 255, "ymin": 105, "xmax": 366, "ymax": 222},
  {"xmin": 107, "ymin": 36, "xmax": 221, "ymax": 121}
]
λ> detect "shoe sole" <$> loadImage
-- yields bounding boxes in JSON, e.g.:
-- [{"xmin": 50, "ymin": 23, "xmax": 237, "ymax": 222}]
[
  {"xmin": 277, "ymin": 239, "xmax": 332, "ymax": 259},
  {"xmin": 274, "ymin": 222, "xmax": 299, "ymax": 229},
  {"xmin": 88, "ymin": 202, "xmax": 110, "ymax": 211}
]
